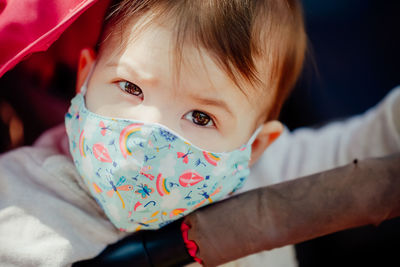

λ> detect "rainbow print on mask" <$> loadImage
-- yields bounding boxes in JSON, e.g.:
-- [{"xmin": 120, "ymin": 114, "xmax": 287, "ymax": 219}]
[
  {"xmin": 203, "ymin": 151, "xmax": 220, "ymax": 166},
  {"xmin": 79, "ymin": 130, "xmax": 86, "ymax": 157},
  {"xmin": 156, "ymin": 173, "xmax": 170, "ymax": 196},
  {"xmin": 170, "ymin": 208, "xmax": 187, "ymax": 218},
  {"xmin": 65, "ymin": 92, "xmax": 255, "ymax": 232},
  {"xmin": 119, "ymin": 123, "xmax": 142, "ymax": 158}
]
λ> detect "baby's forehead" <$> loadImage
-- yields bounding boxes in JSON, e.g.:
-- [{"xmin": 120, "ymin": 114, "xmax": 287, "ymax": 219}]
[
  {"xmin": 98, "ymin": 0, "xmax": 306, "ymax": 122},
  {"xmin": 102, "ymin": 7, "xmax": 269, "ymax": 85},
  {"xmin": 99, "ymin": 15, "xmax": 273, "ymax": 121}
]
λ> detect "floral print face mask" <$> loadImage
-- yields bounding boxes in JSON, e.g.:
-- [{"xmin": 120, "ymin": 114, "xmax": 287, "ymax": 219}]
[{"xmin": 65, "ymin": 84, "xmax": 260, "ymax": 232}]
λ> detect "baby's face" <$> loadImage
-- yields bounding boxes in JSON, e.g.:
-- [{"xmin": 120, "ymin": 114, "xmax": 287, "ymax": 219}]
[{"xmin": 85, "ymin": 21, "xmax": 269, "ymax": 152}]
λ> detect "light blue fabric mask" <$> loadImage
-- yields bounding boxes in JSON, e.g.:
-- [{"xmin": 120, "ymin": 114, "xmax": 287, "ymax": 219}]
[{"xmin": 65, "ymin": 85, "xmax": 260, "ymax": 232}]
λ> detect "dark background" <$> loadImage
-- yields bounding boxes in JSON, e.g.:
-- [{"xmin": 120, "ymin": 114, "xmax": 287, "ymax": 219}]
[
  {"xmin": 280, "ymin": 1, "xmax": 400, "ymax": 266},
  {"xmin": 0, "ymin": 0, "xmax": 399, "ymax": 266},
  {"xmin": 281, "ymin": 0, "xmax": 400, "ymax": 129}
]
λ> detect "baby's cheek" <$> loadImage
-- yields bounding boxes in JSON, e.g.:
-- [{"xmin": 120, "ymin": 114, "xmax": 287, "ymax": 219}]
[
  {"xmin": 179, "ymin": 121, "xmax": 235, "ymax": 152},
  {"xmin": 84, "ymin": 84, "xmax": 127, "ymax": 118},
  {"xmin": 84, "ymin": 83, "xmax": 103, "ymax": 112}
]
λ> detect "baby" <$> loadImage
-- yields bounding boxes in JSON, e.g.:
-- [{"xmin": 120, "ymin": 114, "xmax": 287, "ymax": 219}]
[
  {"xmin": 0, "ymin": 0, "xmax": 307, "ymax": 265},
  {"xmin": 65, "ymin": 0, "xmax": 306, "ymax": 232},
  {"xmin": 2, "ymin": 1, "xmax": 400, "ymax": 266}
]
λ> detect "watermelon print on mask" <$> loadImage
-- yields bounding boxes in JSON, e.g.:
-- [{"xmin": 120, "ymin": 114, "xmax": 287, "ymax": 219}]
[{"xmin": 65, "ymin": 84, "xmax": 259, "ymax": 232}]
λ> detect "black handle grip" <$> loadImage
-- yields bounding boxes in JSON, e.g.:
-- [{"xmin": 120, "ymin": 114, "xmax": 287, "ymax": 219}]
[{"xmin": 73, "ymin": 218, "xmax": 194, "ymax": 267}]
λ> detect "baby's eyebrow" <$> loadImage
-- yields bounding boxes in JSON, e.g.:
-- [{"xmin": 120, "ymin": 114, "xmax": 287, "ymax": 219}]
[
  {"xmin": 188, "ymin": 94, "xmax": 233, "ymax": 117},
  {"xmin": 105, "ymin": 61, "xmax": 159, "ymax": 86}
]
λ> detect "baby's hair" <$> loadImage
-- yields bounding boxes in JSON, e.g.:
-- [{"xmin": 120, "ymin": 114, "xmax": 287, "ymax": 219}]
[{"xmin": 97, "ymin": 0, "xmax": 306, "ymax": 120}]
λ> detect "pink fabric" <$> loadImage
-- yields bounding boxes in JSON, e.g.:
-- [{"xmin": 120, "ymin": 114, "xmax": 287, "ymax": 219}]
[
  {"xmin": 0, "ymin": 0, "xmax": 99, "ymax": 77},
  {"xmin": 181, "ymin": 222, "xmax": 203, "ymax": 264}
]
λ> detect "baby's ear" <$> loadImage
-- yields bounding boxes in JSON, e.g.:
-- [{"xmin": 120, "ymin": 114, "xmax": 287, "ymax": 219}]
[
  {"xmin": 76, "ymin": 48, "xmax": 97, "ymax": 93},
  {"xmin": 249, "ymin": 120, "xmax": 283, "ymax": 166}
]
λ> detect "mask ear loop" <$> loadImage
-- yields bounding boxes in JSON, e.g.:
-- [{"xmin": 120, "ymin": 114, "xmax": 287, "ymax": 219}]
[
  {"xmin": 246, "ymin": 126, "xmax": 263, "ymax": 146},
  {"xmin": 80, "ymin": 61, "xmax": 96, "ymax": 95}
]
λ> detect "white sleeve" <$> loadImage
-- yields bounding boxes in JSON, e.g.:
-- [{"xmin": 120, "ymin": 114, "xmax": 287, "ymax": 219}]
[
  {"xmin": 243, "ymin": 86, "xmax": 400, "ymax": 191},
  {"xmin": 0, "ymin": 145, "xmax": 125, "ymax": 266}
]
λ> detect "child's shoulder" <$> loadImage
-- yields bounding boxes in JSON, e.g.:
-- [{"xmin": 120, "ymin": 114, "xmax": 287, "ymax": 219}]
[
  {"xmin": 0, "ymin": 125, "xmax": 123, "ymax": 266},
  {"xmin": 0, "ymin": 124, "xmax": 70, "ymax": 179}
]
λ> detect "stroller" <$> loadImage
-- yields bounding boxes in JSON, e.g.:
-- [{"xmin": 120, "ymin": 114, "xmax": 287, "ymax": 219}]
[{"xmin": 1, "ymin": 1, "xmax": 399, "ymax": 266}]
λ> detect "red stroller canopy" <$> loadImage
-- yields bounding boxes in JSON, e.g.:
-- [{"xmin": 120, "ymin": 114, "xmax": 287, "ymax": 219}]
[{"xmin": 0, "ymin": 0, "xmax": 109, "ymax": 77}]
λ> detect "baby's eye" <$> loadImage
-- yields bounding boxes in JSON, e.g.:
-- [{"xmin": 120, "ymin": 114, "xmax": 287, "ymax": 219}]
[
  {"xmin": 118, "ymin": 81, "xmax": 143, "ymax": 99},
  {"xmin": 184, "ymin": 110, "xmax": 215, "ymax": 127}
]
